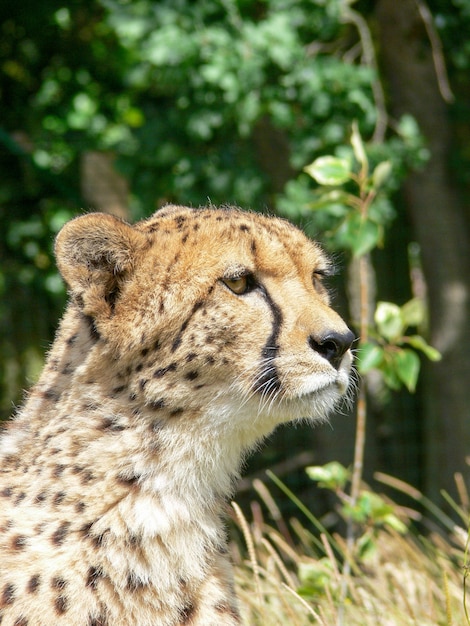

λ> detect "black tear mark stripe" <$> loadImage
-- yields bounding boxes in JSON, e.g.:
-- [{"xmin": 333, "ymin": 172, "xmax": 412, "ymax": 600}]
[{"xmin": 255, "ymin": 285, "xmax": 283, "ymax": 394}]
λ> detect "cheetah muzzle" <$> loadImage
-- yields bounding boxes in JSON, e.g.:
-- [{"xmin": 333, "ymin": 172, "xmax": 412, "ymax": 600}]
[{"xmin": 0, "ymin": 205, "xmax": 354, "ymax": 626}]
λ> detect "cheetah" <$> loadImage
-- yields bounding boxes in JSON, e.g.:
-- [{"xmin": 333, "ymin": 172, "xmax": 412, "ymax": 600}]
[{"xmin": 0, "ymin": 205, "xmax": 354, "ymax": 625}]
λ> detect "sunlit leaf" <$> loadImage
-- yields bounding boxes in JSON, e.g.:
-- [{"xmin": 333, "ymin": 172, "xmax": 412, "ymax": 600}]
[
  {"xmin": 304, "ymin": 156, "xmax": 351, "ymax": 186},
  {"xmin": 372, "ymin": 160, "xmax": 392, "ymax": 189},
  {"xmin": 351, "ymin": 121, "xmax": 367, "ymax": 171},
  {"xmin": 306, "ymin": 461, "xmax": 349, "ymax": 490},
  {"xmin": 375, "ymin": 301, "xmax": 404, "ymax": 341},
  {"xmin": 400, "ymin": 298, "xmax": 426, "ymax": 327}
]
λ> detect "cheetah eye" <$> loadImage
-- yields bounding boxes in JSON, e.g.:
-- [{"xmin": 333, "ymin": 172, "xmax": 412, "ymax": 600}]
[
  {"xmin": 312, "ymin": 268, "xmax": 332, "ymax": 291},
  {"xmin": 221, "ymin": 274, "xmax": 255, "ymax": 295}
]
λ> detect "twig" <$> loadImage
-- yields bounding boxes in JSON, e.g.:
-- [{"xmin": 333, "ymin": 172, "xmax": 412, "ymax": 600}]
[
  {"xmin": 340, "ymin": 7, "xmax": 388, "ymax": 142},
  {"xmin": 414, "ymin": 0, "xmax": 455, "ymax": 103}
]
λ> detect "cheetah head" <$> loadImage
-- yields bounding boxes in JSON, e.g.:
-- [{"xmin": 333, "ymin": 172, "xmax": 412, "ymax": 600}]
[{"xmin": 55, "ymin": 205, "xmax": 354, "ymax": 447}]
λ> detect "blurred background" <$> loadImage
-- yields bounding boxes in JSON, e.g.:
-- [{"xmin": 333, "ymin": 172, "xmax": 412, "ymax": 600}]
[{"xmin": 1, "ymin": 0, "xmax": 469, "ymax": 518}]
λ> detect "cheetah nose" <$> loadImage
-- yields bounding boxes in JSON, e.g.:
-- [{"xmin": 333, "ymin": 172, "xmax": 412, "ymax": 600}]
[{"xmin": 308, "ymin": 329, "xmax": 355, "ymax": 369}]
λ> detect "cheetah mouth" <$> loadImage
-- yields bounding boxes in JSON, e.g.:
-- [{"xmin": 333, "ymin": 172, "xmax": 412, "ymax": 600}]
[{"xmin": 295, "ymin": 370, "xmax": 350, "ymax": 399}]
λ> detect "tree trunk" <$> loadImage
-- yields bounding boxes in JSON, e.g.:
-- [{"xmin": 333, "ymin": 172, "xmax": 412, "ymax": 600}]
[{"xmin": 376, "ymin": 0, "xmax": 470, "ymax": 500}]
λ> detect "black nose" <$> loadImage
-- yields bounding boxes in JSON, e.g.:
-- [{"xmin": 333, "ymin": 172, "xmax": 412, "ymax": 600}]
[{"xmin": 309, "ymin": 329, "xmax": 355, "ymax": 369}]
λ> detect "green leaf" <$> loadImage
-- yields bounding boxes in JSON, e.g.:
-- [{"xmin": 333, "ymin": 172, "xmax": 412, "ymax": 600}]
[
  {"xmin": 394, "ymin": 348, "xmax": 421, "ymax": 392},
  {"xmin": 357, "ymin": 342, "xmax": 384, "ymax": 373},
  {"xmin": 372, "ymin": 160, "xmax": 392, "ymax": 189},
  {"xmin": 309, "ymin": 189, "xmax": 352, "ymax": 209},
  {"xmin": 356, "ymin": 532, "xmax": 377, "ymax": 561},
  {"xmin": 352, "ymin": 219, "xmax": 381, "ymax": 257},
  {"xmin": 382, "ymin": 361, "xmax": 402, "ymax": 390},
  {"xmin": 407, "ymin": 335, "xmax": 442, "ymax": 361},
  {"xmin": 400, "ymin": 298, "xmax": 426, "ymax": 327},
  {"xmin": 383, "ymin": 513, "xmax": 407, "ymax": 534},
  {"xmin": 336, "ymin": 214, "xmax": 381, "ymax": 257},
  {"xmin": 306, "ymin": 461, "xmax": 349, "ymax": 490},
  {"xmin": 375, "ymin": 301, "xmax": 404, "ymax": 341},
  {"xmin": 298, "ymin": 559, "xmax": 335, "ymax": 596},
  {"xmin": 351, "ymin": 122, "xmax": 367, "ymax": 171},
  {"xmin": 304, "ymin": 156, "xmax": 351, "ymax": 186}
]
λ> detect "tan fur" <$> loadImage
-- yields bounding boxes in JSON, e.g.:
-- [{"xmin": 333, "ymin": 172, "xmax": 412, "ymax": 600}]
[{"xmin": 0, "ymin": 205, "xmax": 354, "ymax": 625}]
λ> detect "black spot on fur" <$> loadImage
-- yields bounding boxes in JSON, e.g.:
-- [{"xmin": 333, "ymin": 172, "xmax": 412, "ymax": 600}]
[
  {"xmin": 34, "ymin": 491, "xmax": 47, "ymax": 505},
  {"xmin": 53, "ymin": 464, "xmax": 67, "ymax": 478},
  {"xmin": 1, "ymin": 487, "xmax": 12, "ymax": 497},
  {"xmin": 0, "ymin": 519, "xmax": 13, "ymax": 534},
  {"xmin": 79, "ymin": 521, "xmax": 93, "ymax": 536},
  {"xmin": 11, "ymin": 535, "xmax": 27, "ymax": 550},
  {"xmin": 55, "ymin": 594, "xmax": 68, "ymax": 614},
  {"xmin": 178, "ymin": 601, "xmax": 196, "ymax": 623},
  {"xmin": 150, "ymin": 419, "xmax": 165, "ymax": 433},
  {"xmin": 1, "ymin": 583, "xmax": 15, "ymax": 606},
  {"xmin": 150, "ymin": 398, "xmax": 166, "ymax": 410},
  {"xmin": 153, "ymin": 362, "xmax": 177, "ymax": 378},
  {"xmin": 86, "ymin": 566, "xmax": 105, "ymax": 591},
  {"xmin": 13, "ymin": 617, "xmax": 29, "ymax": 626},
  {"xmin": 112, "ymin": 385, "xmax": 126, "ymax": 395},
  {"xmin": 185, "ymin": 370, "xmax": 199, "ymax": 381},
  {"xmin": 26, "ymin": 574, "xmax": 41, "ymax": 593},
  {"xmin": 116, "ymin": 472, "xmax": 141, "ymax": 486},
  {"xmin": 51, "ymin": 521, "xmax": 71, "ymax": 546},
  {"xmin": 51, "ymin": 577, "xmax": 68, "ymax": 590},
  {"xmin": 99, "ymin": 416, "xmax": 125, "ymax": 432},
  {"xmin": 80, "ymin": 470, "xmax": 95, "ymax": 484},
  {"xmin": 53, "ymin": 491, "xmax": 66, "ymax": 506},
  {"xmin": 126, "ymin": 572, "xmax": 146, "ymax": 591},
  {"xmin": 14, "ymin": 491, "xmax": 26, "ymax": 505},
  {"xmin": 169, "ymin": 408, "xmax": 184, "ymax": 417},
  {"xmin": 92, "ymin": 530, "xmax": 109, "ymax": 549},
  {"xmin": 42, "ymin": 388, "xmax": 60, "ymax": 401}
]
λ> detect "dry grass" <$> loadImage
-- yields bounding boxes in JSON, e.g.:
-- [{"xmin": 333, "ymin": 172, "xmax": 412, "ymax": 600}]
[{"xmin": 231, "ymin": 475, "xmax": 469, "ymax": 626}]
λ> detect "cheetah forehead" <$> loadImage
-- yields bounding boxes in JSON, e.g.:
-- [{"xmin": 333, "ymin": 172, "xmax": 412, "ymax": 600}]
[{"xmin": 136, "ymin": 204, "xmax": 330, "ymax": 276}]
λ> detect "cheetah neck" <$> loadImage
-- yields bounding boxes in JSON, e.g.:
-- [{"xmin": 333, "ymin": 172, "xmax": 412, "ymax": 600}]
[{"xmin": 15, "ymin": 309, "xmax": 251, "ymax": 552}]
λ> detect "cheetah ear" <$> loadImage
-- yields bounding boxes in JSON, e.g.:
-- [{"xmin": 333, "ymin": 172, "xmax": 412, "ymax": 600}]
[{"xmin": 55, "ymin": 212, "xmax": 147, "ymax": 318}]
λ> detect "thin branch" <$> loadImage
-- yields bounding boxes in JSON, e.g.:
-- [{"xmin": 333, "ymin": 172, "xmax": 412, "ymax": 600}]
[
  {"xmin": 340, "ymin": 7, "xmax": 388, "ymax": 143},
  {"xmin": 414, "ymin": 0, "xmax": 455, "ymax": 103}
]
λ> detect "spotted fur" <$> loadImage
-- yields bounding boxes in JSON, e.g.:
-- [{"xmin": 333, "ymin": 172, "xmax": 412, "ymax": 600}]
[{"xmin": 0, "ymin": 205, "xmax": 354, "ymax": 625}]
